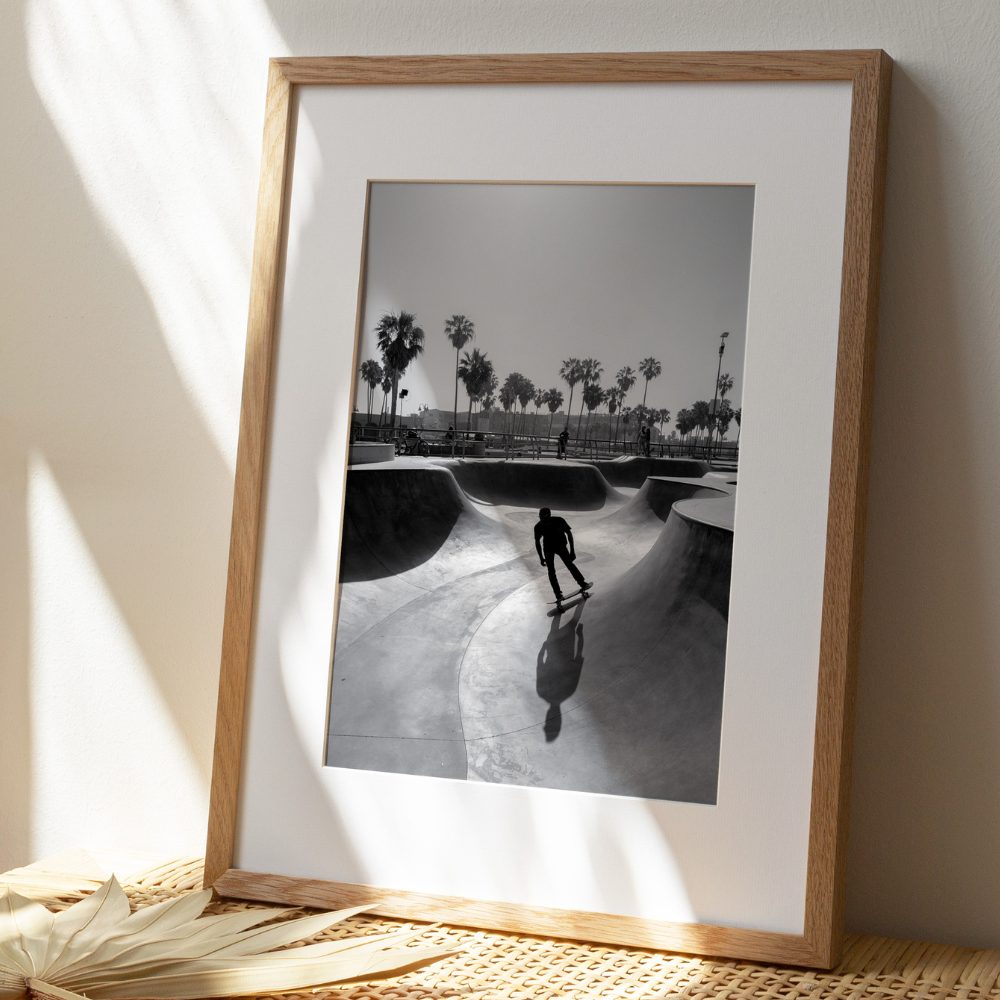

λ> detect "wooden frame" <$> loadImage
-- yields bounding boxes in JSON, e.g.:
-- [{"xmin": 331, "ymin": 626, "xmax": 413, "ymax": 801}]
[{"xmin": 205, "ymin": 51, "xmax": 892, "ymax": 969}]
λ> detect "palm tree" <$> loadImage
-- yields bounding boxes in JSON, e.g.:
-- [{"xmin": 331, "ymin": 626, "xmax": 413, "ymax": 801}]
[
  {"xmin": 480, "ymin": 390, "xmax": 496, "ymax": 432},
  {"xmin": 359, "ymin": 359, "xmax": 383, "ymax": 425},
  {"xmin": 620, "ymin": 406, "xmax": 632, "ymax": 450},
  {"xmin": 606, "ymin": 388, "xmax": 618, "ymax": 448},
  {"xmin": 734, "ymin": 407, "xmax": 743, "ymax": 443},
  {"xmin": 582, "ymin": 380, "xmax": 604, "ymax": 443},
  {"xmin": 614, "ymin": 366, "xmax": 636, "ymax": 448},
  {"xmin": 500, "ymin": 373, "xmax": 522, "ymax": 442},
  {"xmin": 691, "ymin": 400, "xmax": 711, "ymax": 446},
  {"xmin": 712, "ymin": 372, "xmax": 734, "ymax": 447},
  {"xmin": 377, "ymin": 370, "xmax": 392, "ymax": 426},
  {"xmin": 477, "ymin": 370, "xmax": 498, "ymax": 431},
  {"xmin": 458, "ymin": 348, "xmax": 491, "ymax": 436},
  {"xmin": 656, "ymin": 407, "xmax": 671, "ymax": 446},
  {"xmin": 545, "ymin": 388, "xmax": 563, "ymax": 439},
  {"xmin": 444, "ymin": 315, "xmax": 475, "ymax": 443},
  {"xmin": 533, "ymin": 388, "xmax": 546, "ymax": 436},
  {"xmin": 376, "ymin": 311, "xmax": 425, "ymax": 429},
  {"xmin": 575, "ymin": 358, "xmax": 603, "ymax": 441},
  {"xmin": 602, "ymin": 388, "xmax": 616, "ymax": 448},
  {"xmin": 499, "ymin": 383, "xmax": 515, "ymax": 435},
  {"xmin": 638, "ymin": 357, "xmax": 662, "ymax": 415},
  {"xmin": 716, "ymin": 399, "xmax": 734, "ymax": 440},
  {"xmin": 675, "ymin": 408, "xmax": 694, "ymax": 447},
  {"xmin": 516, "ymin": 375, "xmax": 536, "ymax": 438},
  {"xmin": 630, "ymin": 403, "xmax": 652, "ymax": 445},
  {"xmin": 558, "ymin": 358, "xmax": 584, "ymax": 435},
  {"xmin": 706, "ymin": 371, "xmax": 735, "ymax": 457}
]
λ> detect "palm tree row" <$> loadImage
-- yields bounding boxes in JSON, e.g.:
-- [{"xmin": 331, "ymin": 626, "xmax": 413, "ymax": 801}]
[
  {"xmin": 673, "ymin": 372, "xmax": 741, "ymax": 449},
  {"xmin": 357, "ymin": 310, "xmax": 733, "ymax": 455},
  {"xmin": 551, "ymin": 355, "xmax": 670, "ymax": 449},
  {"xmin": 359, "ymin": 311, "xmax": 499, "ymax": 434}
]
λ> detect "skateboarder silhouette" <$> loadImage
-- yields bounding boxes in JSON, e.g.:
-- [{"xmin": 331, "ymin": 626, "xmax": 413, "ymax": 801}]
[{"xmin": 534, "ymin": 508, "xmax": 591, "ymax": 603}]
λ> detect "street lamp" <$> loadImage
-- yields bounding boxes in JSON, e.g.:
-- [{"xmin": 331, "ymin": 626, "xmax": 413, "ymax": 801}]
[{"xmin": 707, "ymin": 331, "xmax": 729, "ymax": 464}]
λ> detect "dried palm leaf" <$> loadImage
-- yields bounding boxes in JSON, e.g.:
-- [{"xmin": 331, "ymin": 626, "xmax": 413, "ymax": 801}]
[{"xmin": 0, "ymin": 876, "xmax": 454, "ymax": 1000}]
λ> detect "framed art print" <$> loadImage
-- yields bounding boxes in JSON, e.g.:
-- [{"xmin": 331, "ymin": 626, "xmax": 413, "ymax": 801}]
[{"xmin": 206, "ymin": 52, "xmax": 892, "ymax": 968}]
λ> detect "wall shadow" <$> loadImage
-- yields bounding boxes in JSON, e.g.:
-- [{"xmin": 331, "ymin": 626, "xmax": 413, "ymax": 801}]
[
  {"xmin": 0, "ymin": 440, "xmax": 31, "ymax": 871},
  {"xmin": 1, "ymin": 9, "xmax": 232, "ymax": 790},
  {"xmin": 846, "ymin": 66, "xmax": 1000, "ymax": 947},
  {"xmin": 0, "ymin": 0, "xmax": 358, "ymax": 873},
  {"xmin": 2, "ymin": 1, "xmax": 237, "ymax": 862}
]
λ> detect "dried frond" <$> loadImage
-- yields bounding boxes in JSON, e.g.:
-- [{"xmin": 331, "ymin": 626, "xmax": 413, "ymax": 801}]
[{"xmin": 0, "ymin": 877, "xmax": 454, "ymax": 1000}]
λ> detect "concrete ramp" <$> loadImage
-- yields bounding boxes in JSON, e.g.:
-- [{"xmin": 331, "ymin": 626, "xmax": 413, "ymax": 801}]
[
  {"xmin": 443, "ymin": 459, "xmax": 623, "ymax": 510},
  {"xmin": 330, "ymin": 465, "xmax": 529, "ymax": 781},
  {"xmin": 331, "ymin": 460, "xmax": 733, "ymax": 803},
  {"xmin": 460, "ymin": 507, "xmax": 732, "ymax": 803},
  {"xmin": 585, "ymin": 456, "xmax": 710, "ymax": 487},
  {"xmin": 607, "ymin": 475, "xmax": 730, "ymax": 531},
  {"xmin": 622, "ymin": 502, "xmax": 734, "ymax": 621},
  {"xmin": 676, "ymin": 492, "xmax": 736, "ymax": 532},
  {"xmin": 339, "ymin": 466, "xmax": 516, "ymax": 583}
]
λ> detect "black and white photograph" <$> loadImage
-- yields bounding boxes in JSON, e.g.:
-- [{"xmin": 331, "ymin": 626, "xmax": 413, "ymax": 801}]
[{"xmin": 327, "ymin": 182, "xmax": 755, "ymax": 805}]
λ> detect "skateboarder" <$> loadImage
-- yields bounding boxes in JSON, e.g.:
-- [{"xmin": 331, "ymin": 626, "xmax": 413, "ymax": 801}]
[
  {"xmin": 534, "ymin": 507, "xmax": 591, "ymax": 603},
  {"xmin": 556, "ymin": 427, "xmax": 570, "ymax": 459}
]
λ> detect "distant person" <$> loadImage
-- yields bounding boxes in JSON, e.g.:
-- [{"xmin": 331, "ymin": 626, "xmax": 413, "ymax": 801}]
[
  {"xmin": 641, "ymin": 424, "xmax": 651, "ymax": 456},
  {"xmin": 534, "ymin": 508, "xmax": 591, "ymax": 603},
  {"xmin": 444, "ymin": 425, "xmax": 455, "ymax": 441},
  {"xmin": 557, "ymin": 427, "xmax": 570, "ymax": 460}
]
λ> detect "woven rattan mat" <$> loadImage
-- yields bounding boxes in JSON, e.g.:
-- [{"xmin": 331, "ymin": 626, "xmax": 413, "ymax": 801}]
[{"xmin": 4, "ymin": 857, "xmax": 998, "ymax": 1000}]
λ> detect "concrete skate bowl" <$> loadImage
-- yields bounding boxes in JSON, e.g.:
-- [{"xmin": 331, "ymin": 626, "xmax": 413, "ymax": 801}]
[
  {"xmin": 584, "ymin": 456, "xmax": 711, "ymax": 488},
  {"xmin": 339, "ymin": 466, "xmax": 515, "ymax": 582},
  {"xmin": 444, "ymin": 460, "xmax": 623, "ymax": 510},
  {"xmin": 459, "ymin": 503, "xmax": 733, "ymax": 803},
  {"xmin": 574, "ymin": 506, "xmax": 733, "ymax": 802},
  {"xmin": 607, "ymin": 475, "xmax": 731, "ymax": 532}
]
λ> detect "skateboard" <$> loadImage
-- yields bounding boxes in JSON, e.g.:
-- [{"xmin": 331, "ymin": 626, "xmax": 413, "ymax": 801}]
[{"xmin": 547, "ymin": 585, "xmax": 593, "ymax": 613}]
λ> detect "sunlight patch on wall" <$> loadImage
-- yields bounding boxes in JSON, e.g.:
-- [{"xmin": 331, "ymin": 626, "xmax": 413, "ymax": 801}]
[
  {"xmin": 25, "ymin": 0, "xmax": 289, "ymax": 468},
  {"xmin": 28, "ymin": 453, "xmax": 206, "ymax": 858}
]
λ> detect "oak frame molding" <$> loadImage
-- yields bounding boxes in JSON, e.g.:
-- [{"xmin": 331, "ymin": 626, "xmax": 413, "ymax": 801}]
[{"xmin": 205, "ymin": 50, "xmax": 893, "ymax": 969}]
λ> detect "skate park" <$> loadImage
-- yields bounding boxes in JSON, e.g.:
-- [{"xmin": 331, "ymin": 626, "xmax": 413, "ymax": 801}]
[{"xmin": 327, "ymin": 454, "xmax": 736, "ymax": 805}]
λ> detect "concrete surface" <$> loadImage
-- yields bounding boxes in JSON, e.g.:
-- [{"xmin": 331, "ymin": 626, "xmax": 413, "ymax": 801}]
[
  {"xmin": 444, "ymin": 457, "xmax": 624, "ymax": 510},
  {"xmin": 327, "ymin": 459, "xmax": 735, "ymax": 803}
]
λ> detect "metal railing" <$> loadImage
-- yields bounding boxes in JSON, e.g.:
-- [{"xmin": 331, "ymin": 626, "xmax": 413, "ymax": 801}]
[{"xmin": 351, "ymin": 421, "xmax": 739, "ymax": 465}]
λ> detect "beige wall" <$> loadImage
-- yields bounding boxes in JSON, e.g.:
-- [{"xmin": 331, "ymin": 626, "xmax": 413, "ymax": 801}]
[{"xmin": 2, "ymin": 0, "xmax": 999, "ymax": 949}]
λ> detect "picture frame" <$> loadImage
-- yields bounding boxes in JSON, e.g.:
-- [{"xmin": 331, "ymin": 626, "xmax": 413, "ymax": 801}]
[{"xmin": 205, "ymin": 52, "xmax": 892, "ymax": 969}]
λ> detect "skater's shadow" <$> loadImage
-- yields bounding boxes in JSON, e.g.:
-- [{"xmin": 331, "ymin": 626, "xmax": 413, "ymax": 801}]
[{"xmin": 536, "ymin": 602, "xmax": 585, "ymax": 742}]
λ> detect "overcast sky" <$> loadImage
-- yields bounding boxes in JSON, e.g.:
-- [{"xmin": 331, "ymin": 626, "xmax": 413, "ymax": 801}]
[{"xmin": 354, "ymin": 182, "xmax": 755, "ymax": 423}]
